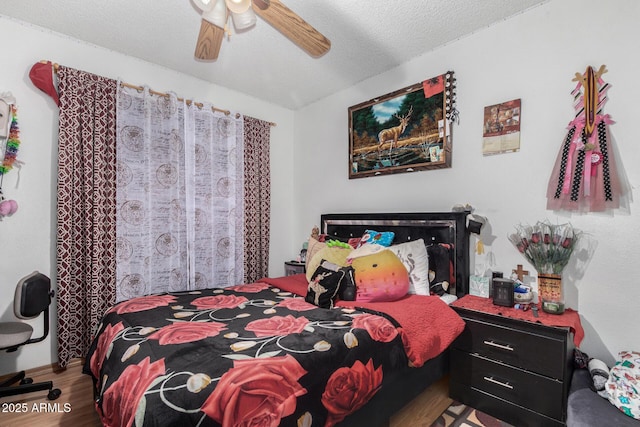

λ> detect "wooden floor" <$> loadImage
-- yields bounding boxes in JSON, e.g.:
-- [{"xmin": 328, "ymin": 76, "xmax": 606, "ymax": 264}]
[
  {"xmin": 0, "ymin": 359, "xmax": 101, "ymax": 427},
  {"xmin": 389, "ymin": 375, "xmax": 453, "ymax": 427},
  {"xmin": 0, "ymin": 359, "xmax": 452, "ymax": 426}
]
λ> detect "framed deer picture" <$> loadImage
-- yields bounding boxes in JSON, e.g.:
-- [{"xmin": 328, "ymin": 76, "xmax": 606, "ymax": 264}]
[{"xmin": 348, "ymin": 71, "xmax": 456, "ymax": 178}]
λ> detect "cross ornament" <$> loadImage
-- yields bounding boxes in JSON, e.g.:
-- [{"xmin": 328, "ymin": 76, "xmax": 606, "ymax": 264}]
[{"xmin": 513, "ymin": 264, "xmax": 529, "ymax": 281}]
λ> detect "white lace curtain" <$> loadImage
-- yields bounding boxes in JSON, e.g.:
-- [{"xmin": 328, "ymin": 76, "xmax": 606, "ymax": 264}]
[{"xmin": 115, "ymin": 86, "xmax": 244, "ymax": 301}]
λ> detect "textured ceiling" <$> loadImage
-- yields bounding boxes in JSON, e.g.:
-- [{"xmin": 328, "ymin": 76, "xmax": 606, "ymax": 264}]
[{"xmin": 0, "ymin": 0, "xmax": 547, "ymax": 110}]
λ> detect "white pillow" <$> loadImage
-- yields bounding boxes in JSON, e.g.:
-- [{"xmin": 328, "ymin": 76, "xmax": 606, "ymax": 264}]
[
  {"xmin": 389, "ymin": 239, "xmax": 430, "ymax": 295},
  {"xmin": 346, "ymin": 243, "xmax": 386, "ymax": 261}
]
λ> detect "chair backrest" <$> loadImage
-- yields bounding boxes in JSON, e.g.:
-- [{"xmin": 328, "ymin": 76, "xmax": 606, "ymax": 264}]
[{"xmin": 13, "ymin": 271, "xmax": 52, "ymax": 320}]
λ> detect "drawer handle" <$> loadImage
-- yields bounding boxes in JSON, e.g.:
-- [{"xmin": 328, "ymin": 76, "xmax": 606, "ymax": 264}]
[
  {"xmin": 483, "ymin": 376, "xmax": 514, "ymax": 390},
  {"xmin": 483, "ymin": 340, "xmax": 514, "ymax": 351}
]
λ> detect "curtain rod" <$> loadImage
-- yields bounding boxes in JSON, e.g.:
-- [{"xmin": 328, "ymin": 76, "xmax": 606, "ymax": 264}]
[{"xmin": 49, "ymin": 61, "xmax": 276, "ymax": 127}]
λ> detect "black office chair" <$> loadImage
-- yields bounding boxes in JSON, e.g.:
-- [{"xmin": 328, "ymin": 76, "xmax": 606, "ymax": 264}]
[{"xmin": 0, "ymin": 271, "xmax": 61, "ymax": 400}]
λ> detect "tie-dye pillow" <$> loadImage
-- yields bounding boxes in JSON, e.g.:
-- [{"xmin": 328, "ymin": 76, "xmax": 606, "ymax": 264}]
[{"xmin": 351, "ymin": 250, "xmax": 409, "ymax": 302}]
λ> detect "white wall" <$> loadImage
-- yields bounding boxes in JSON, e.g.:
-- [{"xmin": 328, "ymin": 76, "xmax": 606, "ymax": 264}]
[
  {"xmin": 0, "ymin": 17, "xmax": 296, "ymax": 374},
  {"xmin": 293, "ymin": 0, "xmax": 639, "ymax": 365}
]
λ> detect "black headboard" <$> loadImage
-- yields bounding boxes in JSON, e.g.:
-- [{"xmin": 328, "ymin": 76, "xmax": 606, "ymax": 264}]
[{"xmin": 320, "ymin": 212, "xmax": 471, "ymax": 298}]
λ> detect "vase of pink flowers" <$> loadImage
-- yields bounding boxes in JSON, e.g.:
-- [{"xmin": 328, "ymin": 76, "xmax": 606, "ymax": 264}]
[{"xmin": 509, "ymin": 220, "xmax": 580, "ymax": 314}]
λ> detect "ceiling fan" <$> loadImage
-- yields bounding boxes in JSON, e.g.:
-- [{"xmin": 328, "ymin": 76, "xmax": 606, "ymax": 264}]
[{"xmin": 192, "ymin": 0, "xmax": 331, "ymax": 60}]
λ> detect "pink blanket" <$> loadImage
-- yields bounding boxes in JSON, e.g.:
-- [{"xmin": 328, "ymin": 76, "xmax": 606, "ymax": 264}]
[{"xmin": 260, "ymin": 274, "xmax": 465, "ymax": 367}]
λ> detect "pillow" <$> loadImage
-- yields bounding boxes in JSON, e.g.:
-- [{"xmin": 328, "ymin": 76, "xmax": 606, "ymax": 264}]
[
  {"xmin": 588, "ymin": 358, "xmax": 609, "ymax": 394},
  {"xmin": 305, "ymin": 261, "xmax": 355, "ymax": 308},
  {"xmin": 357, "ymin": 229, "xmax": 395, "ymax": 247},
  {"xmin": 427, "ymin": 244, "xmax": 453, "ymax": 296},
  {"xmin": 346, "ymin": 243, "xmax": 386, "ymax": 261},
  {"xmin": 337, "ymin": 266, "xmax": 356, "ymax": 301},
  {"xmin": 347, "ymin": 237, "xmax": 362, "ymax": 248},
  {"xmin": 306, "ymin": 234, "xmax": 326, "ymax": 272},
  {"xmin": 351, "ymin": 249, "xmax": 409, "ymax": 303},
  {"xmin": 389, "ymin": 239, "xmax": 430, "ymax": 295},
  {"xmin": 323, "ymin": 235, "xmax": 360, "ymax": 249},
  {"xmin": 305, "ymin": 245, "xmax": 352, "ymax": 282},
  {"xmin": 605, "ymin": 350, "xmax": 640, "ymax": 420},
  {"xmin": 305, "ymin": 232, "xmax": 359, "ymax": 271}
]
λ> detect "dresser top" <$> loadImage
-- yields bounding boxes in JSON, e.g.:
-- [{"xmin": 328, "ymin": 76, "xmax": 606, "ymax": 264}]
[{"xmin": 452, "ymin": 295, "xmax": 584, "ymax": 347}]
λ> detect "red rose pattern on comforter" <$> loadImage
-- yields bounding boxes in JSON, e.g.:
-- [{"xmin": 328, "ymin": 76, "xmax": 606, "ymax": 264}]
[
  {"xmin": 84, "ymin": 280, "xmax": 456, "ymax": 427},
  {"xmin": 263, "ymin": 274, "xmax": 466, "ymax": 368}
]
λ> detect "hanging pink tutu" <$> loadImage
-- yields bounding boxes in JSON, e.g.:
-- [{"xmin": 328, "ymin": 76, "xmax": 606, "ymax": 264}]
[{"xmin": 547, "ymin": 68, "xmax": 628, "ymax": 212}]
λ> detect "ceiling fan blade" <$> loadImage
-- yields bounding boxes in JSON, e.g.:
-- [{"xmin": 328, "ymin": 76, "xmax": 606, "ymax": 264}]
[
  {"xmin": 252, "ymin": 0, "xmax": 330, "ymax": 58},
  {"xmin": 253, "ymin": 0, "xmax": 270, "ymax": 10},
  {"xmin": 194, "ymin": 19, "xmax": 225, "ymax": 60}
]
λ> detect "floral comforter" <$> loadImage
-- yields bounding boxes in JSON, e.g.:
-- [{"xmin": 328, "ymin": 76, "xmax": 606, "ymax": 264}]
[{"xmin": 84, "ymin": 281, "xmax": 437, "ymax": 426}]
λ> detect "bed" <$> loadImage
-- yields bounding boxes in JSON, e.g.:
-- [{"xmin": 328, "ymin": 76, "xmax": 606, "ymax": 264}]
[{"xmin": 83, "ymin": 211, "xmax": 471, "ymax": 427}]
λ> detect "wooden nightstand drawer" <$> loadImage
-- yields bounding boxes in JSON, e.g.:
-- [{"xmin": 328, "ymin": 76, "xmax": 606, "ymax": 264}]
[
  {"xmin": 451, "ymin": 349, "xmax": 564, "ymax": 420},
  {"xmin": 450, "ymin": 298, "xmax": 576, "ymax": 426},
  {"xmin": 453, "ymin": 317, "xmax": 566, "ymax": 379}
]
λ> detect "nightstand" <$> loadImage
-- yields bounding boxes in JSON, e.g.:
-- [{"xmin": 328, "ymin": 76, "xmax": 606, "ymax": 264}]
[
  {"xmin": 284, "ymin": 261, "xmax": 306, "ymax": 276},
  {"xmin": 450, "ymin": 300, "xmax": 575, "ymax": 427}
]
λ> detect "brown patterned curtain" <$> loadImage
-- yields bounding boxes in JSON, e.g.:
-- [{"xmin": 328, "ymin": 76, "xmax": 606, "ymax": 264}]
[
  {"xmin": 53, "ymin": 67, "xmax": 269, "ymax": 365},
  {"xmin": 243, "ymin": 116, "xmax": 271, "ymax": 282},
  {"xmin": 55, "ymin": 66, "xmax": 117, "ymax": 368}
]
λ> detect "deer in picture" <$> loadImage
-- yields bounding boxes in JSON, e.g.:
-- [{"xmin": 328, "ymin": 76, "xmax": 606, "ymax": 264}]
[{"xmin": 378, "ymin": 105, "xmax": 413, "ymax": 154}]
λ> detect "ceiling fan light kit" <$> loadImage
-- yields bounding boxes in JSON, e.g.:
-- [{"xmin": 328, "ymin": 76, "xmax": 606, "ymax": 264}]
[
  {"xmin": 192, "ymin": 0, "xmax": 331, "ymax": 61},
  {"xmin": 193, "ymin": 0, "xmax": 216, "ymax": 12},
  {"xmin": 225, "ymin": 0, "xmax": 252, "ymax": 14},
  {"xmin": 231, "ymin": 9, "xmax": 257, "ymax": 30},
  {"xmin": 201, "ymin": 0, "xmax": 228, "ymax": 27}
]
